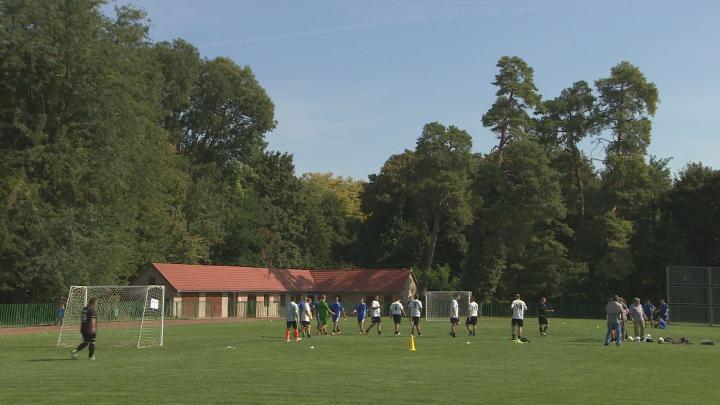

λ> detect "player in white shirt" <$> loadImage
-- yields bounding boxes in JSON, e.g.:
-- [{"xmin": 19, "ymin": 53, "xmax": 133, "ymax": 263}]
[
  {"xmin": 465, "ymin": 296, "xmax": 479, "ymax": 337},
  {"xmin": 389, "ymin": 297, "xmax": 407, "ymax": 336},
  {"xmin": 285, "ymin": 298, "xmax": 301, "ymax": 342},
  {"xmin": 364, "ymin": 296, "xmax": 383, "ymax": 335},
  {"xmin": 408, "ymin": 295, "xmax": 423, "ymax": 336},
  {"xmin": 511, "ymin": 293, "xmax": 528, "ymax": 341},
  {"xmin": 299, "ymin": 297, "xmax": 313, "ymax": 338},
  {"xmin": 449, "ymin": 294, "xmax": 460, "ymax": 337}
]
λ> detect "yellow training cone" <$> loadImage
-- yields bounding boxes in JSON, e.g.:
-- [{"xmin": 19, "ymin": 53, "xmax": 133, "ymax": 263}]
[{"xmin": 410, "ymin": 335, "xmax": 416, "ymax": 351}]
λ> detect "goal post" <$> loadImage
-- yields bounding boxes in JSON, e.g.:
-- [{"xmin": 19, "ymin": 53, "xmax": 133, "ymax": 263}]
[
  {"xmin": 57, "ymin": 285, "xmax": 165, "ymax": 348},
  {"xmin": 424, "ymin": 291, "xmax": 472, "ymax": 321}
]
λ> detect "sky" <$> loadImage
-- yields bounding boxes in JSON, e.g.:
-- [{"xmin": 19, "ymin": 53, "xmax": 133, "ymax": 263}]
[{"xmin": 113, "ymin": 0, "xmax": 720, "ymax": 180}]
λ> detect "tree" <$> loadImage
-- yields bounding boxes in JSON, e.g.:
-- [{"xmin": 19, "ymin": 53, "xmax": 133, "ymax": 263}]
[
  {"xmin": 464, "ymin": 140, "xmax": 578, "ymax": 300},
  {"xmin": 153, "ymin": 39, "xmax": 201, "ymax": 144},
  {"xmin": 0, "ymin": 1, "xmax": 197, "ymax": 300},
  {"xmin": 413, "ymin": 123, "xmax": 474, "ymax": 275},
  {"xmin": 595, "ymin": 61, "xmax": 659, "ymax": 157},
  {"xmin": 181, "ymin": 57, "xmax": 275, "ymax": 166},
  {"xmin": 361, "ymin": 151, "xmax": 424, "ymax": 268},
  {"xmin": 482, "ymin": 56, "xmax": 542, "ymax": 166},
  {"xmin": 540, "ymin": 81, "xmax": 597, "ymax": 223}
]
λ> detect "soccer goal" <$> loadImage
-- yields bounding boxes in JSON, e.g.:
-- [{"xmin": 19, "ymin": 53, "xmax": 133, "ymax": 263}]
[
  {"xmin": 425, "ymin": 291, "xmax": 472, "ymax": 321},
  {"xmin": 57, "ymin": 285, "xmax": 165, "ymax": 348}
]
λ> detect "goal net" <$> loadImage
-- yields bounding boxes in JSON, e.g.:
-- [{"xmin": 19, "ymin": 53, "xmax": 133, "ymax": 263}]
[
  {"xmin": 57, "ymin": 285, "xmax": 165, "ymax": 348},
  {"xmin": 425, "ymin": 291, "xmax": 472, "ymax": 321}
]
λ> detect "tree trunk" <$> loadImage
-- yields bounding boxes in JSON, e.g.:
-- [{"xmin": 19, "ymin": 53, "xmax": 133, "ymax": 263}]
[
  {"xmin": 497, "ymin": 130, "xmax": 506, "ymax": 167},
  {"xmin": 425, "ymin": 209, "xmax": 441, "ymax": 272},
  {"xmin": 571, "ymin": 141, "xmax": 586, "ymax": 223}
]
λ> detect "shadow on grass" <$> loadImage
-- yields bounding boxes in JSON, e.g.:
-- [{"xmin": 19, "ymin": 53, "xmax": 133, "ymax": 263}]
[{"xmin": 27, "ymin": 358, "xmax": 74, "ymax": 362}]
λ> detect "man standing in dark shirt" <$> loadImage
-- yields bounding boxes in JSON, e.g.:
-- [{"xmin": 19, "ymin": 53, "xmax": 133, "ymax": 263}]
[
  {"xmin": 538, "ymin": 297, "xmax": 554, "ymax": 336},
  {"xmin": 71, "ymin": 298, "xmax": 97, "ymax": 360}
]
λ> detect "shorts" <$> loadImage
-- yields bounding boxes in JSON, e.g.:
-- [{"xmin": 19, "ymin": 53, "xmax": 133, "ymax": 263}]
[
  {"xmin": 301, "ymin": 321, "xmax": 310, "ymax": 326},
  {"xmin": 371, "ymin": 316, "xmax": 381, "ymax": 323},
  {"xmin": 450, "ymin": 318, "xmax": 459, "ymax": 325},
  {"xmin": 411, "ymin": 316, "xmax": 420, "ymax": 326},
  {"xmin": 81, "ymin": 331, "xmax": 96, "ymax": 343},
  {"xmin": 286, "ymin": 321, "xmax": 298, "ymax": 328},
  {"xmin": 392, "ymin": 314, "xmax": 402, "ymax": 324},
  {"xmin": 511, "ymin": 318, "xmax": 524, "ymax": 327},
  {"xmin": 332, "ymin": 317, "xmax": 341, "ymax": 323},
  {"xmin": 538, "ymin": 316, "xmax": 548, "ymax": 325},
  {"xmin": 357, "ymin": 317, "xmax": 366, "ymax": 322},
  {"xmin": 466, "ymin": 316, "xmax": 477, "ymax": 326}
]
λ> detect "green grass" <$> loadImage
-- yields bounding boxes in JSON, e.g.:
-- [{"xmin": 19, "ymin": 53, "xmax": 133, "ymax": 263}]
[{"xmin": 1, "ymin": 318, "xmax": 719, "ymax": 404}]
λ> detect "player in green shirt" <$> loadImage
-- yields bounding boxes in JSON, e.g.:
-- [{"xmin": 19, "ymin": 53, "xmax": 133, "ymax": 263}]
[{"xmin": 315, "ymin": 294, "xmax": 335, "ymax": 335}]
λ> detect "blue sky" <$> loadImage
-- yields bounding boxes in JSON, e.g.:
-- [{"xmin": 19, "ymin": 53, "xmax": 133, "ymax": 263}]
[{"xmin": 116, "ymin": 0, "xmax": 719, "ymax": 180}]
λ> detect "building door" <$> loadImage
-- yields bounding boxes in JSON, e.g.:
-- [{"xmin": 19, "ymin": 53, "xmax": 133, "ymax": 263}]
[
  {"xmin": 263, "ymin": 294, "xmax": 270, "ymax": 317},
  {"xmin": 247, "ymin": 295, "xmax": 257, "ymax": 318}
]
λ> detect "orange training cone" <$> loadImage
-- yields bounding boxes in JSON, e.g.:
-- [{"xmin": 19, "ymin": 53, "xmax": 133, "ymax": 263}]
[{"xmin": 410, "ymin": 335, "xmax": 416, "ymax": 352}]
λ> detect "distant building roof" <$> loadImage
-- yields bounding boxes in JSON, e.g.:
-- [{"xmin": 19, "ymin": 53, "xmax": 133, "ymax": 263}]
[{"xmin": 151, "ymin": 263, "xmax": 414, "ymax": 293}]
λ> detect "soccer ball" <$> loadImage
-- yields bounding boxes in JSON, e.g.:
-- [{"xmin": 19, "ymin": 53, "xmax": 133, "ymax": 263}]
[
  {"xmin": 658, "ymin": 337, "xmax": 664, "ymax": 344},
  {"xmin": 628, "ymin": 336, "xmax": 634, "ymax": 342}
]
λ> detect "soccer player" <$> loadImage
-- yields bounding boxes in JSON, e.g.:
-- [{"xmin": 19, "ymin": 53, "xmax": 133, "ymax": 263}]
[
  {"xmin": 315, "ymin": 295, "xmax": 335, "ymax": 335},
  {"xmin": 449, "ymin": 294, "xmax": 460, "ymax": 337},
  {"xmin": 352, "ymin": 297, "xmax": 367, "ymax": 334},
  {"xmin": 466, "ymin": 296, "xmax": 479, "ymax": 337},
  {"xmin": 408, "ymin": 294, "xmax": 423, "ymax": 336},
  {"xmin": 55, "ymin": 296, "xmax": 65, "ymax": 326},
  {"xmin": 538, "ymin": 297, "xmax": 554, "ymax": 336},
  {"xmin": 644, "ymin": 299, "xmax": 656, "ymax": 329},
  {"xmin": 365, "ymin": 295, "xmax": 382, "ymax": 335},
  {"xmin": 657, "ymin": 299, "xmax": 670, "ymax": 328},
  {"xmin": 389, "ymin": 297, "xmax": 406, "ymax": 336},
  {"xmin": 331, "ymin": 296, "xmax": 347, "ymax": 335},
  {"xmin": 300, "ymin": 297, "xmax": 313, "ymax": 338},
  {"xmin": 285, "ymin": 297, "xmax": 301, "ymax": 342},
  {"xmin": 71, "ymin": 297, "xmax": 97, "ymax": 360},
  {"xmin": 511, "ymin": 293, "xmax": 527, "ymax": 341},
  {"xmin": 312, "ymin": 297, "xmax": 322, "ymax": 335}
]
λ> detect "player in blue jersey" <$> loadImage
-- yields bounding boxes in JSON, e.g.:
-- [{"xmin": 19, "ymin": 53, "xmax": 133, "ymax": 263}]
[
  {"xmin": 353, "ymin": 297, "xmax": 367, "ymax": 334},
  {"xmin": 657, "ymin": 299, "xmax": 669, "ymax": 328},
  {"xmin": 331, "ymin": 296, "xmax": 346, "ymax": 335},
  {"xmin": 644, "ymin": 299, "xmax": 656, "ymax": 328}
]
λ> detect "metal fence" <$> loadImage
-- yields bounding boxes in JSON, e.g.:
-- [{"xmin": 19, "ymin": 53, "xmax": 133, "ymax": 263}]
[
  {"xmin": 481, "ymin": 302, "xmax": 606, "ymax": 320},
  {"xmin": 0, "ymin": 303, "xmax": 58, "ymax": 327},
  {"xmin": 5, "ymin": 299, "xmax": 716, "ymax": 328},
  {"xmin": 667, "ymin": 266, "xmax": 720, "ymax": 325}
]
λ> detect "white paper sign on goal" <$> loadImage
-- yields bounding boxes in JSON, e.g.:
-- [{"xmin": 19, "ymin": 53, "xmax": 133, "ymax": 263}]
[{"xmin": 150, "ymin": 298, "xmax": 159, "ymax": 310}]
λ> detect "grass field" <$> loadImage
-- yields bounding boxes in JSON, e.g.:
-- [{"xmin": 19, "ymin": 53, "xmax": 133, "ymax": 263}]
[{"xmin": 1, "ymin": 317, "xmax": 719, "ymax": 404}]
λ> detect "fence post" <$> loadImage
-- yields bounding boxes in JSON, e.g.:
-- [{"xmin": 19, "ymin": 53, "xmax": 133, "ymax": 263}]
[
  {"xmin": 23, "ymin": 303, "xmax": 30, "ymax": 326},
  {"xmin": 709, "ymin": 267, "xmax": 714, "ymax": 327}
]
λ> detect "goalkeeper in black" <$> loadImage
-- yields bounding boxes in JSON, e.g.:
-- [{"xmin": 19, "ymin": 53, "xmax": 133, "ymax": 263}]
[{"xmin": 71, "ymin": 298, "xmax": 98, "ymax": 360}]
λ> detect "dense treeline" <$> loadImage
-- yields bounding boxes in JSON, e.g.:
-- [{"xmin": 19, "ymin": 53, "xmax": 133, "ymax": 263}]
[{"xmin": 1, "ymin": 1, "xmax": 718, "ymax": 303}]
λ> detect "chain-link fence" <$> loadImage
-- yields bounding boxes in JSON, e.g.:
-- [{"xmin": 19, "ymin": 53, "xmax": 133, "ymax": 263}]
[{"xmin": 667, "ymin": 266, "xmax": 719, "ymax": 325}]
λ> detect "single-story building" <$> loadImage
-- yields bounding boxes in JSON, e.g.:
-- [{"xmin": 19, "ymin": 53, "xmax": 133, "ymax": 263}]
[{"xmin": 134, "ymin": 263, "xmax": 418, "ymax": 319}]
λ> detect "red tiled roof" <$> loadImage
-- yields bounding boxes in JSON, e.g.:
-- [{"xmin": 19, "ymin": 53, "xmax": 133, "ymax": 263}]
[
  {"xmin": 310, "ymin": 269, "xmax": 411, "ymax": 293},
  {"xmin": 151, "ymin": 263, "xmax": 412, "ymax": 293},
  {"xmin": 152, "ymin": 263, "xmax": 315, "ymax": 292}
]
